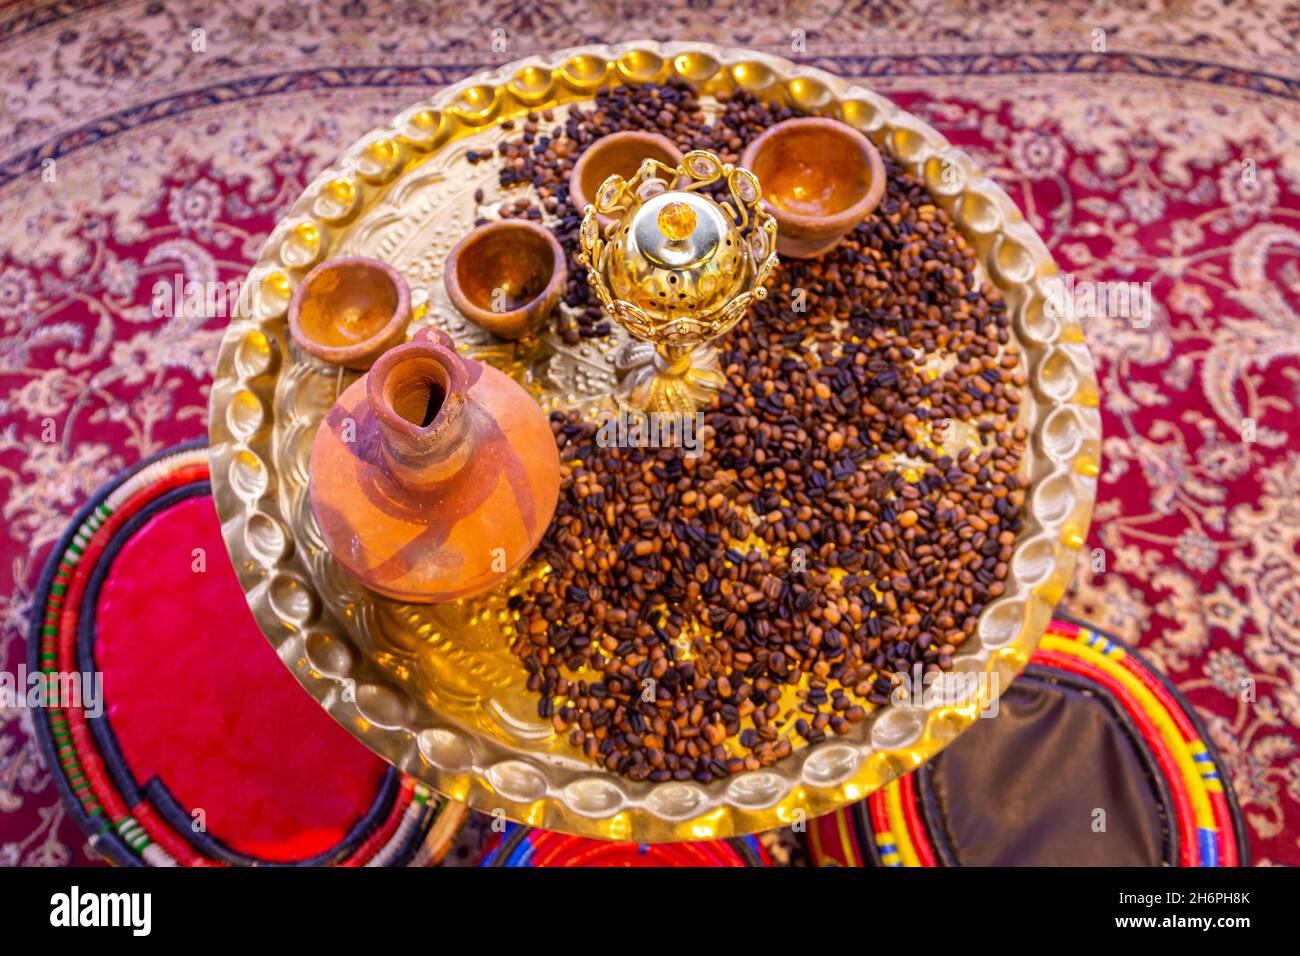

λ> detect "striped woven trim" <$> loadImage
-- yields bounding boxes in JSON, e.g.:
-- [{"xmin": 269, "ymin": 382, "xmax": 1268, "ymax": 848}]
[
  {"xmin": 31, "ymin": 442, "xmax": 458, "ymax": 867},
  {"xmin": 1040, "ymin": 622, "xmax": 1235, "ymax": 866},
  {"xmin": 809, "ymin": 619, "xmax": 1243, "ymax": 867},
  {"xmin": 38, "ymin": 449, "xmax": 210, "ymax": 863},
  {"xmin": 481, "ymin": 824, "xmax": 769, "ymax": 867}
]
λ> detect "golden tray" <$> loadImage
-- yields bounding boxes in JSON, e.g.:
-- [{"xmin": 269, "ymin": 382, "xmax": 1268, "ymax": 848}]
[{"xmin": 208, "ymin": 41, "xmax": 1101, "ymax": 841}]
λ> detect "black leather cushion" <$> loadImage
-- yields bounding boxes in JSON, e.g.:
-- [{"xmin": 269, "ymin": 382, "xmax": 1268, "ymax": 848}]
[{"xmin": 916, "ymin": 665, "xmax": 1177, "ymax": 866}]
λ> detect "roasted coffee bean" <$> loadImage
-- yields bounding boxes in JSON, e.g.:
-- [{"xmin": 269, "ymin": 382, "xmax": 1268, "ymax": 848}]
[{"xmin": 503, "ymin": 84, "xmax": 1026, "ymax": 780}]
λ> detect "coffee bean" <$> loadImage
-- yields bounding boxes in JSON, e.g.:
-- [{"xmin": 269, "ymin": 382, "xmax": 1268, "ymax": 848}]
[{"xmin": 504, "ymin": 84, "xmax": 1026, "ymax": 780}]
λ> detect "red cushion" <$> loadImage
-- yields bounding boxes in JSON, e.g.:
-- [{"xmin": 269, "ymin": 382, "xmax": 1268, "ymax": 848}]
[{"xmin": 94, "ymin": 494, "xmax": 389, "ymax": 862}]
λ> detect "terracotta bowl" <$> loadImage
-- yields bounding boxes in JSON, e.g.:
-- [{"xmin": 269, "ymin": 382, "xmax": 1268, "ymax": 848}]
[
  {"xmin": 444, "ymin": 220, "xmax": 566, "ymax": 340},
  {"xmin": 569, "ymin": 130, "xmax": 684, "ymax": 220},
  {"xmin": 740, "ymin": 117, "xmax": 887, "ymax": 258},
  {"xmin": 288, "ymin": 257, "xmax": 412, "ymax": 370}
]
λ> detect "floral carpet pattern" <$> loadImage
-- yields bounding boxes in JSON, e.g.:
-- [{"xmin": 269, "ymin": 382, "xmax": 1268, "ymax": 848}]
[{"xmin": 1, "ymin": 0, "xmax": 1299, "ymax": 865}]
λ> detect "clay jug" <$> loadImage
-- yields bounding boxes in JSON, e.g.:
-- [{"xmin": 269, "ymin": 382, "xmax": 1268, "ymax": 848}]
[{"xmin": 309, "ymin": 328, "xmax": 560, "ymax": 603}]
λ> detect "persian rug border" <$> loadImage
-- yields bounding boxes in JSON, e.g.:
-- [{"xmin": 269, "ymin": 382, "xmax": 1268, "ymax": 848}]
[{"xmin": 3, "ymin": 49, "xmax": 1299, "ymax": 186}]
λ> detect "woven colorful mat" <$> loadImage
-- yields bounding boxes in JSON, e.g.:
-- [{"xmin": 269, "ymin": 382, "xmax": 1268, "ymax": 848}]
[
  {"xmin": 807, "ymin": 619, "xmax": 1248, "ymax": 867},
  {"xmin": 481, "ymin": 823, "xmax": 769, "ymax": 867},
  {"xmin": 25, "ymin": 439, "xmax": 465, "ymax": 866},
  {"xmin": 3, "ymin": 0, "xmax": 1298, "ymax": 864}
]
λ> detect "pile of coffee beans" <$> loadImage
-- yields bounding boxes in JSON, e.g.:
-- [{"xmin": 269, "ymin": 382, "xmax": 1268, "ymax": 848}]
[{"xmin": 494, "ymin": 83, "xmax": 1028, "ymax": 782}]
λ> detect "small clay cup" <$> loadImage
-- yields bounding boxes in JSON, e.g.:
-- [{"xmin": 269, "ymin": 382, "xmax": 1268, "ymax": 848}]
[
  {"xmin": 569, "ymin": 130, "xmax": 684, "ymax": 220},
  {"xmin": 444, "ymin": 220, "xmax": 566, "ymax": 340},
  {"xmin": 288, "ymin": 256, "xmax": 412, "ymax": 370},
  {"xmin": 740, "ymin": 117, "xmax": 887, "ymax": 259}
]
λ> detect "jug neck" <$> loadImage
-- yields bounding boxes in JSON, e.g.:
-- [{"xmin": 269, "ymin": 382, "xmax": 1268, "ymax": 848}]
[{"xmin": 367, "ymin": 329, "xmax": 474, "ymax": 493}]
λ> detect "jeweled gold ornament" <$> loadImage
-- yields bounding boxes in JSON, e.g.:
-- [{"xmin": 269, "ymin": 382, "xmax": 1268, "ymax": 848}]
[{"xmin": 578, "ymin": 148, "xmax": 778, "ymax": 414}]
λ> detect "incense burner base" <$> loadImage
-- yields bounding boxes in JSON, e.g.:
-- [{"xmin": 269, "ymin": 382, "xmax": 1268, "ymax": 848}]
[{"xmin": 615, "ymin": 341, "xmax": 725, "ymax": 416}]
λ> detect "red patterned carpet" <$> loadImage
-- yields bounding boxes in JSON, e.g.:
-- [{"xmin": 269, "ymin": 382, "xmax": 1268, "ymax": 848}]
[{"xmin": 2, "ymin": 0, "xmax": 1299, "ymax": 865}]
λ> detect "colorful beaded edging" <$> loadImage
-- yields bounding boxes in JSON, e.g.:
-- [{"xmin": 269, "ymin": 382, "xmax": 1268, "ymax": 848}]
[
  {"xmin": 808, "ymin": 619, "xmax": 1246, "ymax": 867},
  {"xmin": 27, "ymin": 440, "xmax": 464, "ymax": 866},
  {"xmin": 481, "ymin": 823, "xmax": 770, "ymax": 867}
]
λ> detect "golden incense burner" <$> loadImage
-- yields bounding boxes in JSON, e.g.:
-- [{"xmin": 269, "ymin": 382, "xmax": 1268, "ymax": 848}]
[{"xmin": 579, "ymin": 149, "xmax": 778, "ymax": 414}]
